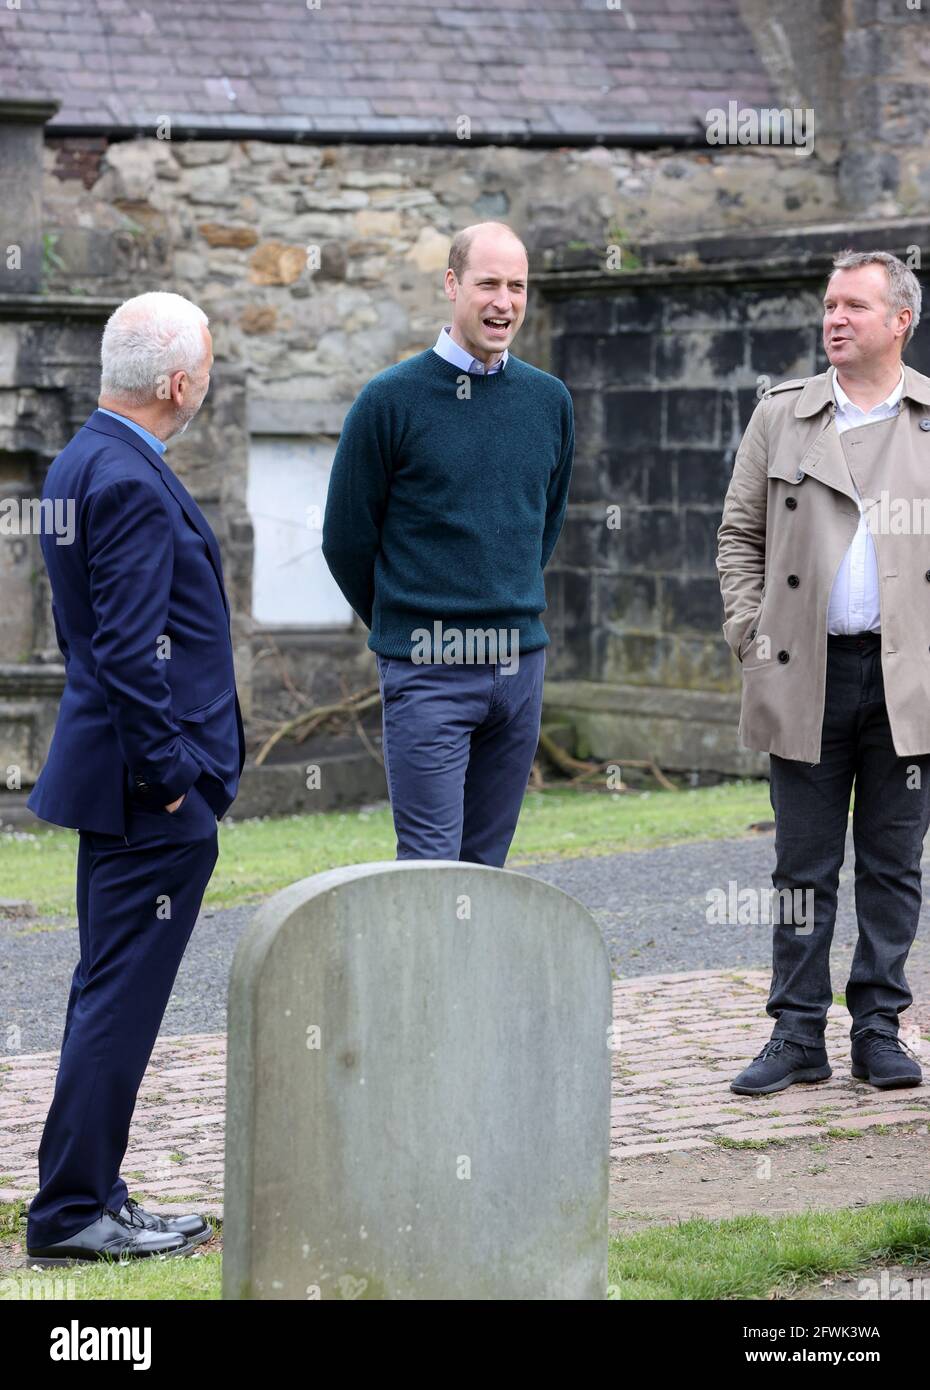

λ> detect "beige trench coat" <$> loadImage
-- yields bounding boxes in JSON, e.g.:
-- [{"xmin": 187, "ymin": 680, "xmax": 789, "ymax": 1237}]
[{"xmin": 716, "ymin": 362, "xmax": 930, "ymax": 763}]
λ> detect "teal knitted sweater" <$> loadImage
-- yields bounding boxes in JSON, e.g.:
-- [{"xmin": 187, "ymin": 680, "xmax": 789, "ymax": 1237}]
[{"xmin": 321, "ymin": 348, "xmax": 574, "ymax": 658}]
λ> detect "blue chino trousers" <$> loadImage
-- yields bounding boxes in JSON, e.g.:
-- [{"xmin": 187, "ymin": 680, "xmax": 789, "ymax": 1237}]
[{"xmin": 376, "ymin": 647, "xmax": 546, "ymax": 867}]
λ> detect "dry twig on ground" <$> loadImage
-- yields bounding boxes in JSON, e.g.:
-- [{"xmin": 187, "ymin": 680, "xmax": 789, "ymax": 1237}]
[{"xmin": 254, "ymin": 685, "xmax": 380, "ymax": 766}]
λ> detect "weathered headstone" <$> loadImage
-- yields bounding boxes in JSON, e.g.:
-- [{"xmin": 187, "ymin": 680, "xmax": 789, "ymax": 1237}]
[{"xmin": 223, "ymin": 861, "xmax": 612, "ymax": 1300}]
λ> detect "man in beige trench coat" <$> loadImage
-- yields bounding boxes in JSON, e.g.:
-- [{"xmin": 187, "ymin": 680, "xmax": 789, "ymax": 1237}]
[{"xmin": 717, "ymin": 249, "xmax": 930, "ymax": 1095}]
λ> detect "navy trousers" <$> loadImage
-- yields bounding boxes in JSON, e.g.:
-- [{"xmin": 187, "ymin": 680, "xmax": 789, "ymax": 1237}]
[
  {"xmin": 27, "ymin": 782, "xmax": 219, "ymax": 1248},
  {"xmin": 767, "ymin": 631, "xmax": 930, "ymax": 1046},
  {"xmin": 376, "ymin": 647, "xmax": 546, "ymax": 866}
]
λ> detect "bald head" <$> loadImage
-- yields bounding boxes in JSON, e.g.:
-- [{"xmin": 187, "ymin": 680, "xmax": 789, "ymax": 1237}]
[
  {"xmin": 448, "ymin": 221, "xmax": 528, "ymax": 285},
  {"xmin": 444, "ymin": 222, "xmax": 529, "ymax": 369}
]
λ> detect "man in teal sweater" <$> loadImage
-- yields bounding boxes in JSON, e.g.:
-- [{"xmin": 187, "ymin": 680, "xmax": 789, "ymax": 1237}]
[{"xmin": 322, "ymin": 221, "xmax": 574, "ymax": 865}]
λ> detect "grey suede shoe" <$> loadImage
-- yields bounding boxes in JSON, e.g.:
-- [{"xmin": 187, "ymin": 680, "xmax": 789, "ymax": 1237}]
[
  {"xmin": 731, "ymin": 1036, "xmax": 832, "ymax": 1095},
  {"xmin": 851, "ymin": 1028, "xmax": 923, "ymax": 1089}
]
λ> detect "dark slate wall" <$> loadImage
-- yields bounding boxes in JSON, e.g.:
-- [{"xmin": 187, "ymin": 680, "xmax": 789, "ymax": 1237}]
[{"xmin": 543, "ymin": 275, "xmax": 930, "ymax": 693}]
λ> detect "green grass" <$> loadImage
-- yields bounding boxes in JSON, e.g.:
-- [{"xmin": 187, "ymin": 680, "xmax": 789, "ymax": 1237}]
[
  {"xmin": 4, "ymin": 1195, "xmax": 929, "ymax": 1300},
  {"xmin": 2, "ymin": 1198, "xmax": 221, "ymax": 1300},
  {"xmin": 606, "ymin": 1198, "xmax": 930, "ymax": 1300},
  {"xmin": 0, "ymin": 779, "xmax": 774, "ymax": 919}
]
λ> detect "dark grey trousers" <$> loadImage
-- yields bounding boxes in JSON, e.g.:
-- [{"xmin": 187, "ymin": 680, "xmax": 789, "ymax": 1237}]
[{"xmin": 767, "ymin": 631, "xmax": 930, "ymax": 1045}]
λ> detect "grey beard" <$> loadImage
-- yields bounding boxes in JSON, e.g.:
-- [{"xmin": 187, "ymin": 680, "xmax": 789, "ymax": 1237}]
[{"xmin": 172, "ymin": 405, "xmax": 199, "ymax": 437}]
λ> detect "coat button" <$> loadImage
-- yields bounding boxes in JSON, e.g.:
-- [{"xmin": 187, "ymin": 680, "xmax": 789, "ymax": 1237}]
[
  {"xmin": 785, "ymin": 497, "xmax": 797, "ymax": 509},
  {"xmin": 926, "ymin": 571, "xmax": 930, "ymax": 582},
  {"xmin": 777, "ymin": 650, "xmax": 790, "ymax": 663},
  {"xmin": 787, "ymin": 574, "xmax": 800, "ymax": 587},
  {"xmin": 794, "ymin": 470, "xmax": 803, "ymax": 481},
  {"xmin": 920, "ymin": 419, "xmax": 930, "ymax": 432}
]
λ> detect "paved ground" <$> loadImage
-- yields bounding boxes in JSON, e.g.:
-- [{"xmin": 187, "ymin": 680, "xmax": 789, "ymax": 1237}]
[
  {"xmin": 2, "ymin": 966, "xmax": 928, "ymax": 1226},
  {"xmin": 2, "ymin": 828, "xmax": 929, "ymax": 1274},
  {"xmin": 5, "ymin": 825, "xmax": 930, "ymax": 1050},
  {"xmin": 611, "ymin": 970, "xmax": 930, "ymax": 1158}
]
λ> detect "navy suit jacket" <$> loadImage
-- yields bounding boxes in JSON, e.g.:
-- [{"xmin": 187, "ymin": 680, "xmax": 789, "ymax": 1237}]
[{"xmin": 28, "ymin": 409, "xmax": 246, "ymax": 836}]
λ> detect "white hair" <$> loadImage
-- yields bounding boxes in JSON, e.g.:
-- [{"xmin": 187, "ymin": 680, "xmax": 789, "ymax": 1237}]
[{"xmin": 100, "ymin": 291, "xmax": 209, "ymax": 405}]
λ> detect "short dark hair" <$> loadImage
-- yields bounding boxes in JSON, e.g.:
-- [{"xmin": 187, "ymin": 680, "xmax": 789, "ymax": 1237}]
[{"xmin": 447, "ymin": 222, "xmax": 528, "ymax": 283}]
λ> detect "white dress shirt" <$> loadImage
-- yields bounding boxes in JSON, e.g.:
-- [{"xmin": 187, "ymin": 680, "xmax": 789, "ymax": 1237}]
[
  {"xmin": 825, "ymin": 367, "xmax": 905, "ymax": 635},
  {"xmin": 432, "ymin": 324, "xmax": 508, "ymax": 374}
]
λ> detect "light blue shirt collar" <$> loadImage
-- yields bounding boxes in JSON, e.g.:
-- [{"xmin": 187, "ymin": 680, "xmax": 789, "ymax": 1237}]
[
  {"xmin": 432, "ymin": 325, "xmax": 508, "ymax": 375},
  {"xmin": 98, "ymin": 407, "xmax": 167, "ymax": 456}
]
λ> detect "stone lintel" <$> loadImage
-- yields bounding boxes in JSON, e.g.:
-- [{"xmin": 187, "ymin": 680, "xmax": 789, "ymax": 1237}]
[
  {"xmin": 534, "ymin": 216, "xmax": 930, "ymax": 293},
  {"xmin": 0, "ymin": 294, "xmax": 121, "ymax": 322},
  {"xmin": 247, "ymin": 399, "xmax": 349, "ymax": 436},
  {"xmin": 0, "ymin": 99, "xmax": 60, "ymax": 126},
  {"xmin": 0, "ymin": 664, "xmax": 66, "ymax": 697},
  {"xmin": 543, "ymin": 679, "xmax": 741, "ymax": 725}
]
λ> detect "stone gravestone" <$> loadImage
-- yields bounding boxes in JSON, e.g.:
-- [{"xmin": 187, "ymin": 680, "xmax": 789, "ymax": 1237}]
[{"xmin": 223, "ymin": 861, "xmax": 612, "ymax": 1300}]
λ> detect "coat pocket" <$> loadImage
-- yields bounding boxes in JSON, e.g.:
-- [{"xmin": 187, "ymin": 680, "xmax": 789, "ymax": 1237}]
[
  {"xmin": 737, "ymin": 602, "xmax": 765, "ymax": 663},
  {"xmin": 176, "ymin": 687, "xmax": 233, "ymax": 723}
]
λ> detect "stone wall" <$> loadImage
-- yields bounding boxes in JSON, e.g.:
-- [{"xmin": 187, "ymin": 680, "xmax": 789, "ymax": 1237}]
[
  {"xmin": 33, "ymin": 131, "xmax": 841, "ymax": 744},
  {"xmin": 738, "ymin": 0, "xmax": 930, "ymax": 216},
  {"xmin": 0, "ymin": 103, "xmax": 121, "ymax": 795},
  {"xmin": 3, "ymin": 39, "xmax": 929, "ymax": 803},
  {"xmin": 534, "ymin": 220, "xmax": 930, "ymax": 774}
]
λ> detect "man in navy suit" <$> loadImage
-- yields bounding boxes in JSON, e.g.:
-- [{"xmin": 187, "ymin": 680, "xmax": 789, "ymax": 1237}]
[{"xmin": 24, "ymin": 291, "xmax": 245, "ymax": 1266}]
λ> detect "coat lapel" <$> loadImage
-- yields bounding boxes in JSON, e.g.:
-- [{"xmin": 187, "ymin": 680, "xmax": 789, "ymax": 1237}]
[
  {"xmin": 801, "ymin": 363, "xmax": 930, "ymax": 511},
  {"xmin": 765, "ymin": 374, "xmax": 859, "ymax": 502},
  {"xmin": 150, "ymin": 459, "xmax": 230, "ymax": 620},
  {"xmin": 838, "ymin": 409, "xmax": 904, "ymax": 516},
  {"xmin": 796, "ymin": 415, "xmax": 859, "ymax": 503},
  {"xmin": 84, "ymin": 410, "xmax": 230, "ymax": 619}
]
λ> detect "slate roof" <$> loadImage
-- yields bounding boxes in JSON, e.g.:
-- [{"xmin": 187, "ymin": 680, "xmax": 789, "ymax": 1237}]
[{"xmin": 0, "ymin": 0, "xmax": 776, "ymax": 140}]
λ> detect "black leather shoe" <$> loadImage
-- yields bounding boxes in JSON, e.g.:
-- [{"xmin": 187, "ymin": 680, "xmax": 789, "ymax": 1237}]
[
  {"xmin": 25, "ymin": 1208, "xmax": 194, "ymax": 1268},
  {"xmin": 118, "ymin": 1196, "xmax": 212, "ymax": 1245},
  {"xmin": 731, "ymin": 1036, "xmax": 832, "ymax": 1094},
  {"xmin": 850, "ymin": 1028, "xmax": 923, "ymax": 1089}
]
